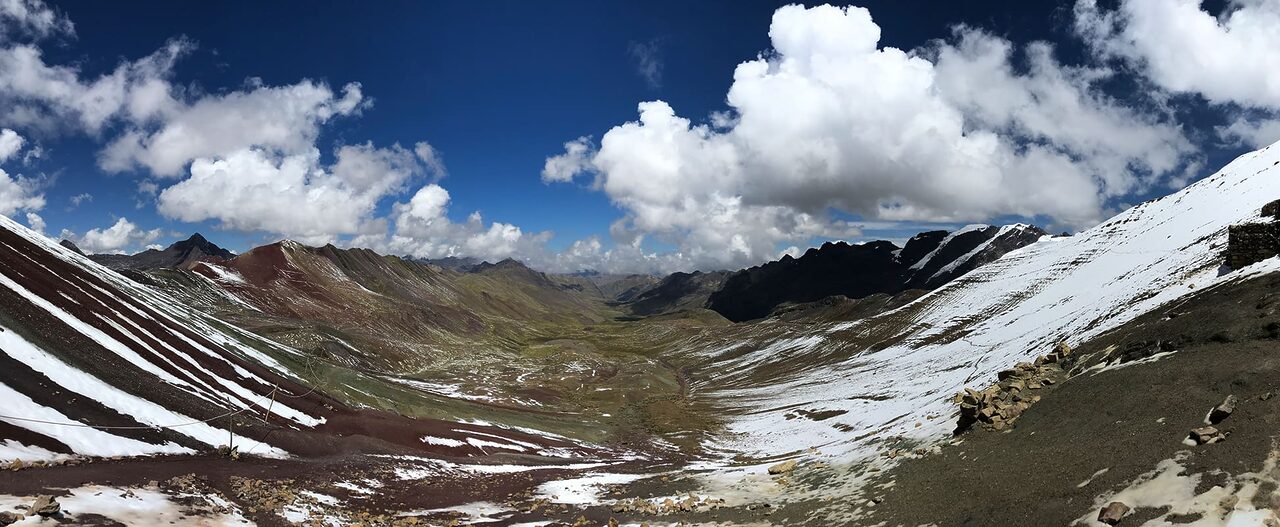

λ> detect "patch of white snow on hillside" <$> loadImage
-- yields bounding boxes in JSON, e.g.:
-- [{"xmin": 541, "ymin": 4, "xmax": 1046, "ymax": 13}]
[
  {"xmin": 536, "ymin": 473, "xmax": 651, "ymax": 505},
  {"xmin": 0, "ymin": 440, "xmax": 76, "ymax": 464},
  {"xmin": 0, "ymin": 320, "xmax": 287, "ymax": 458},
  {"xmin": 197, "ymin": 262, "xmax": 247, "ymax": 284},
  {"xmin": 0, "ymin": 485, "xmax": 252, "ymax": 526},
  {"xmin": 1072, "ymin": 450, "xmax": 1280, "ymax": 526},
  {"xmin": 401, "ymin": 501, "xmax": 512, "ymax": 523}
]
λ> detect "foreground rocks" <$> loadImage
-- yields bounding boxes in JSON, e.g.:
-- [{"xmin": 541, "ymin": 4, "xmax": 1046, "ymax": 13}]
[
  {"xmin": 28, "ymin": 495, "xmax": 59, "ymax": 517},
  {"xmin": 611, "ymin": 494, "xmax": 726, "ymax": 515},
  {"xmin": 1208, "ymin": 394, "xmax": 1237, "ymax": 424},
  {"xmin": 1184, "ymin": 395, "xmax": 1238, "ymax": 445},
  {"xmin": 1098, "ymin": 501, "xmax": 1129, "ymax": 525},
  {"xmin": 1188, "ymin": 425, "xmax": 1227, "ymax": 445},
  {"xmin": 954, "ymin": 342, "xmax": 1073, "ymax": 434},
  {"xmin": 767, "ymin": 459, "xmax": 798, "ymax": 475}
]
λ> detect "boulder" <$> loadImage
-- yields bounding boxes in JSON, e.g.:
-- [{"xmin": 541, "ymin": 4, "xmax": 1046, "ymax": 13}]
[
  {"xmin": 767, "ymin": 459, "xmax": 798, "ymax": 475},
  {"xmin": 1189, "ymin": 426, "xmax": 1225, "ymax": 445},
  {"xmin": 0, "ymin": 511, "xmax": 20, "ymax": 526},
  {"xmin": 1098, "ymin": 501, "xmax": 1129, "ymax": 525},
  {"xmin": 28, "ymin": 495, "xmax": 58, "ymax": 517},
  {"xmin": 1209, "ymin": 395, "xmax": 1238, "ymax": 425}
]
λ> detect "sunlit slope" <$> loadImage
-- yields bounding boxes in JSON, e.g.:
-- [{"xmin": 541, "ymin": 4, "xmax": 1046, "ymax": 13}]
[{"xmin": 688, "ymin": 142, "xmax": 1280, "ymax": 464}]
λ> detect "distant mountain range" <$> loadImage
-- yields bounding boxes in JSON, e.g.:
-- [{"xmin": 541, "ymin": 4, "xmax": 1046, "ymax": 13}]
[
  {"xmin": 82, "ymin": 233, "xmax": 236, "ymax": 270},
  {"xmin": 77, "ymin": 223, "xmax": 1047, "ymax": 324},
  {"xmin": 707, "ymin": 224, "xmax": 1048, "ymax": 321}
]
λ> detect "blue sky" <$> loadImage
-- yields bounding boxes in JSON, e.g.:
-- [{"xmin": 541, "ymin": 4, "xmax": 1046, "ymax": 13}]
[{"xmin": 0, "ymin": 0, "xmax": 1275, "ymax": 273}]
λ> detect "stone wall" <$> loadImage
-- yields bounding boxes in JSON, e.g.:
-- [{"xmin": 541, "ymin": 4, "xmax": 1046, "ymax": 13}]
[
  {"xmin": 1263, "ymin": 198, "xmax": 1280, "ymax": 219},
  {"xmin": 1227, "ymin": 222, "xmax": 1280, "ymax": 269}
]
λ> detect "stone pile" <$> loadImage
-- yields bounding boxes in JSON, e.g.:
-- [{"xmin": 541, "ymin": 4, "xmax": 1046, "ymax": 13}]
[
  {"xmin": 610, "ymin": 494, "xmax": 725, "ymax": 515},
  {"xmin": 954, "ymin": 342, "xmax": 1072, "ymax": 434}
]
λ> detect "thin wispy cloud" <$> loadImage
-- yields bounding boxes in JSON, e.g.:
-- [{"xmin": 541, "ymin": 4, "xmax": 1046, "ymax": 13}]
[{"xmin": 627, "ymin": 39, "xmax": 663, "ymax": 90}]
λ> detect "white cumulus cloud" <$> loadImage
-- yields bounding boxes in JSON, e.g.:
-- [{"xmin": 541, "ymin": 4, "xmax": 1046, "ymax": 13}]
[
  {"xmin": 0, "ymin": 127, "xmax": 23, "ymax": 161},
  {"xmin": 0, "ymin": 127, "xmax": 41, "ymax": 217},
  {"xmin": 99, "ymin": 80, "xmax": 367, "ymax": 177},
  {"xmin": 543, "ymin": 4, "xmax": 1195, "ymax": 270},
  {"xmin": 157, "ymin": 141, "xmax": 429, "ymax": 242},
  {"xmin": 61, "ymin": 217, "xmax": 162, "ymax": 254},
  {"xmin": 1075, "ymin": 0, "xmax": 1280, "ymax": 147},
  {"xmin": 355, "ymin": 183, "xmax": 553, "ymax": 263}
]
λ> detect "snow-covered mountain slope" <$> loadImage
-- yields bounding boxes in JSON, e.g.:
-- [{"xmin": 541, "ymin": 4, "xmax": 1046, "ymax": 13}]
[
  {"xmin": 0, "ymin": 215, "xmax": 329, "ymax": 460},
  {"xmin": 689, "ymin": 141, "xmax": 1280, "ymax": 467},
  {"xmin": 0, "ymin": 215, "xmax": 600, "ymax": 464}
]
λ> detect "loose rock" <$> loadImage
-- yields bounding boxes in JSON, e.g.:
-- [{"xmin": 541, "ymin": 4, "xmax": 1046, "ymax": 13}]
[
  {"xmin": 0, "ymin": 511, "xmax": 20, "ymax": 526},
  {"xmin": 768, "ymin": 459, "xmax": 798, "ymax": 474},
  {"xmin": 1098, "ymin": 501, "xmax": 1129, "ymax": 525},
  {"xmin": 29, "ymin": 495, "xmax": 59, "ymax": 517},
  {"xmin": 1208, "ymin": 395, "xmax": 1238, "ymax": 424},
  {"xmin": 1189, "ymin": 426, "xmax": 1226, "ymax": 445}
]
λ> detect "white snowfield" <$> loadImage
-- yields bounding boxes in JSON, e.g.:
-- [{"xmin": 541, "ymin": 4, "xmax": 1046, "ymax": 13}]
[
  {"xmin": 0, "ymin": 215, "xmax": 326, "ymax": 460},
  {"xmin": 698, "ymin": 141, "xmax": 1280, "ymax": 465}
]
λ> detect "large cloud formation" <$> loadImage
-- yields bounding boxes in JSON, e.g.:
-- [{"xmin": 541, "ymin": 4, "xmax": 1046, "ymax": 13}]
[
  {"xmin": 544, "ymin": 4, "xmax": 1196, "ymax": 271},
  {"xmin": 0, "ymin": 0, "xmax": 527, "ymax": 255},
  {"xmin": 1076, "ymin": 0, "xmax": 1280, "ymax": 147}
]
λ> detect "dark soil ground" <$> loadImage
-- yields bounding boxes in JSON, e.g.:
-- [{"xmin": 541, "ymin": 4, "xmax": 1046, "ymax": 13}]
[{"xmin": 848, "ymin": 270, "xmax": 1280, "ymax": 526}]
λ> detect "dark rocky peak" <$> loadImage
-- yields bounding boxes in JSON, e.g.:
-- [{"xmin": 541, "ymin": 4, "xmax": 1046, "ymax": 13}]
[
  {"xmin": 707, "ymin": 224, "xmax": 1046, "ymax": 322},
  {"xmin": 87, "ymin": 232, "xmax": 236, "ymax": 271},
  {"xmin": 168, "ymin": 233, "xmax": 234, "ymax": 260},
  {"xmin": 59, "ymin": 239, "xmax": 85, "ymax": 256},
  {"xmin": 897, "ymin": 230, "xmax": 949, "ymax": 266}
]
